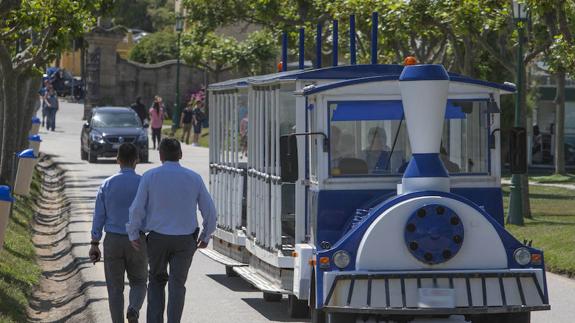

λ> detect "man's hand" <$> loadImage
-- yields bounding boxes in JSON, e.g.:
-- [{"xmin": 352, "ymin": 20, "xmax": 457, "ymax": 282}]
[
  {"xmin": 89, "ymin": 245, "xmax": 101, "ymax": 264},
  {"xmin": 130, "ymin": 239, "xmax": 141, "ymax": 251},
  {"xmin": 197, "ymin": 240, "xmax": 208, "ymax": 249}
]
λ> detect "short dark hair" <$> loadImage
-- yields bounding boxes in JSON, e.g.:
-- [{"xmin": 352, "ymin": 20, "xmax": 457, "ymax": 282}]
[
  {"xmin": 160, "ymin": 138, "xmax": 181, "ymax": 161},
  {"xmin": 118, "ymin": 143, "xmax": 139, "ymax": 165}
]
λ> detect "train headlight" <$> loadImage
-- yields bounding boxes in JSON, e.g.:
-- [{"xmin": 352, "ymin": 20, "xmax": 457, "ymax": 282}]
[
  {"xmin": 514, "ymin": 247, "xmax": 531, "ymax": 266},
  {"xmin": 333, "ymin": 250, "xmax": 351, "ymax": 269}
]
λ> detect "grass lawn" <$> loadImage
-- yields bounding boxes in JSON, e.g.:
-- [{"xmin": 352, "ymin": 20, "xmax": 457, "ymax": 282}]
[
  {"xmin": 161, "ymin": 126, "xmax": 209, "ymax": 148},
  {"xmin": 0, "ymin": 173, "xmax": 41, "ymax": 322},
  {"xmin": 530, "ymin": 173, "xmax": 575, "ymax": 184},
  {"xmin": 502, "ymin": 170, "xmax": 575, "ymax": 184},
  {"xmin": 503, "ymin": 184, "xmax": 575, "ymax": 277}
]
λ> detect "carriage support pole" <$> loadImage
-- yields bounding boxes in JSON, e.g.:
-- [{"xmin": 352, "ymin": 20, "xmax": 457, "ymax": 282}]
[
  {"xmin": 316, "ymin": 23, "xmax": 322, "ymax": 68},
  {"xmin": 282, "ymin": 31, "xmax": 288, "ymax": 72},
  {"xmin": 299, "ymin": 28, "xmax": 305, "ymax": 70},
  {"xmin": 332, "ymin": 20, "xmax": 338, "ymax": 66}
]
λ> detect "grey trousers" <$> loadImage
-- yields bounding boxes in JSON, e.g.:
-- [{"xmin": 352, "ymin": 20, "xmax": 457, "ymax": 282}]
[
  {"xmin": 146, "ymin": 231, "xmax": 198, "ymax": 323},
  {"xmin": 103, "ymin": 232, "xmax": 148, "ymax": 323}
]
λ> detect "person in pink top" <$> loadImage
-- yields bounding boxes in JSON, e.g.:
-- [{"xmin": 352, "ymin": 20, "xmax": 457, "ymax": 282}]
[{"xmin": 149, "ymin": 96, "xmax": 166, "ymax": 150}]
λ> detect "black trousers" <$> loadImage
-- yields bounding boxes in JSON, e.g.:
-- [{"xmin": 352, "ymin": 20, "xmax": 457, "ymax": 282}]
[
  {"xmin": 151, "ymin": 127, "xmax": 162, "ymax": 148},
  {"xmin": 146, "ymin": 230, "xmax": 198, "ymax": 323}
]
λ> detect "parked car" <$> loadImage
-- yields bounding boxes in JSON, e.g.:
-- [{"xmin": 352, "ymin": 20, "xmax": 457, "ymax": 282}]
[
  {"xmin": 81, "ymin": 107, "xmax": 149, "ymax": 163},
  {"xmin": 46, "ymin": 67, "xmax": 85, "ymax": 100}
]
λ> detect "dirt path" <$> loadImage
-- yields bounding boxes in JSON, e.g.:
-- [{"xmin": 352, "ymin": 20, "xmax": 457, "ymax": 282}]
[{"xmin": 26, "ymin": 158, "xmax": 94, "ymax": 322}]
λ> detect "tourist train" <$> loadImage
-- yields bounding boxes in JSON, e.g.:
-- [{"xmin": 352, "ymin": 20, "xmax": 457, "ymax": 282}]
[{"xmin": 202, "ymin": 14, "xmax": 550, "ymax": 323}]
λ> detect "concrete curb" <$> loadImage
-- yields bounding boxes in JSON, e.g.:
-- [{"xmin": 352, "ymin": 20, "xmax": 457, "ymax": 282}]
[{"xmin": 45, "ymin": 154, "xmax": 112, "ymax": 323}]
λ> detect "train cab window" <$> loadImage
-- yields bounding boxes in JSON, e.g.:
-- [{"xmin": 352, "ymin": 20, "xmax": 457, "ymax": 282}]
[
  {"xmin": 328, "ymin": 99, "xmax": 491, "ymax": 177},
  {"xmin": 441, "ymin": 100, "xmax": 490, "ymax": 175},
  {"xmin": 329, "ymin": 101, "xmax": 410, "ymax": 177}
]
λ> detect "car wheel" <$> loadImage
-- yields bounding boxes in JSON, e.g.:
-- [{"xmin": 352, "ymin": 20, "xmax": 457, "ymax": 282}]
[
  {"xmin": 74, "ymin": 88, "xmax": 84, "ymax": 101},
  {"xmin": 88, "ymin": 150, "xmax": 97, "ymax": 163},
  {"xmin": 81, "ymin": 147, "xmax": 88, "ymax": 161}
]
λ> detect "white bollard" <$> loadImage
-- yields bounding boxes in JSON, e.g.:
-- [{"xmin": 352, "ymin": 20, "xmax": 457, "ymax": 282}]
[
  {"xmin": 0, "ymin": 185, "xmax": 14, "ymax": 250},
  {"xmin": 30, "ymin": 116, "xmax": 41, "ymax": 136},
  {"xmin": 14, "ymin": 149, "xmax": 38, "ymax": 196},
  {"xmin": 28, "ymin": 135, "xmax": 42, "ymax": 156}
]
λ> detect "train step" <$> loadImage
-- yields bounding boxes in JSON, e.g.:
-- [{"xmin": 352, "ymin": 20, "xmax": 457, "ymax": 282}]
[
  {"xmin": 233, "ymin": 266, "xmax": 291, "ymax": 295},
  {"xmin": 199, "ymin": 248, "xmax": 248, "ymax": 267}
]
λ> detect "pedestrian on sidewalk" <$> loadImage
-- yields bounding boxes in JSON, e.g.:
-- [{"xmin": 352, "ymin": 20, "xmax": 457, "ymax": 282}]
[
  {"xmin": 44, "ymin": 87, "xmax": 59, "ymax": 131},
  {"xmin": 179, "ymin": 101, "xmax": 193, "ymax": 144},
  {"xmin": 131, "ymin": 97, "xmax": 148, "ymax": 125},
  {"xmin": 191, "ymin": 101, "xmax": 205, "ymax": 147},
  {"xmin": 126, "ymin": 138, "xmax": 217, "ymax": 323},
  {"xmin": 89, "ymin": 143, "xmax": 147, "ymax": 323},
  {"xmin": 149, "ymin": 97, "xmax": 166, "ymax": 150},
  {"xmin": 38, "ymin": 79, "xmax": 51, "ymax": 127}
]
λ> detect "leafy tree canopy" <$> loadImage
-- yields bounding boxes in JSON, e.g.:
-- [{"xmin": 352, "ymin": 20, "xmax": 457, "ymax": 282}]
[
  {"xmin": 128, "ymin": 31, "xmax": 178, "ymax": 64},
  {"xmin": 0, "ymin": 0, "xmax": 113, "ymax": 184},
  {"xmin": 112, "ymin": 0, "xmax": 176, "ymax": 32}
]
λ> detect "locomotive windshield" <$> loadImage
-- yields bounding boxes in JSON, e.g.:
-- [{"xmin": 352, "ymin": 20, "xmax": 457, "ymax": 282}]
[{"xmin": 328, "ymin": 99, "xmax": 491, "ymax": 177}]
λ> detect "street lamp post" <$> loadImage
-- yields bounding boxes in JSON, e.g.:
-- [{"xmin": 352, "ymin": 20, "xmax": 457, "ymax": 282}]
[
  {"xmin": 173, "ymin": 15, "xmax": 184, "ymax": 133},
  {"xmin": 508, "ymin": 1, "xmax": 528, "ymax": 225}
]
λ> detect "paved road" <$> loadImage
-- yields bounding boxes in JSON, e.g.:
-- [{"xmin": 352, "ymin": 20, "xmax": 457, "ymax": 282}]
[
  {"xmin": 39, "ymin": 101, "xmax": 574, "ymax": 323},
  {"xmin": 40, "ymin": 101, "xmax": 305, "ymax": 323}
]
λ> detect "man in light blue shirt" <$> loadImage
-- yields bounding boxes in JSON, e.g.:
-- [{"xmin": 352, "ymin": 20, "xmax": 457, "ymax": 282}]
[
  {"xmin": 126, "ymin": 138, "xmax": 217, "ymax": 323},
  {"xmin": 89, "ymin": 143, "xmax": 147, "ymax": 323}
]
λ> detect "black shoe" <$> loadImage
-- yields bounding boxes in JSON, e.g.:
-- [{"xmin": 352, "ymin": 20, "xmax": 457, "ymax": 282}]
[{"xmin": 126, "ymin": 307, "xmax": 139, "ymax": 323}]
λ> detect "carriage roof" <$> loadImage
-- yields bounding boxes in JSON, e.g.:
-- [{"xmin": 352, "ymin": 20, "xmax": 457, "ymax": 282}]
[
  {"xmin": 209, "ymin": 64, "xmax": 517, "ymax": 95},
  {"xmin": 300, "ymin": 73, "xmax": 516, "ymax": 97},
  {"xmin": 209, "ymin": 64, "xmax": 406, "ymax": 90}
]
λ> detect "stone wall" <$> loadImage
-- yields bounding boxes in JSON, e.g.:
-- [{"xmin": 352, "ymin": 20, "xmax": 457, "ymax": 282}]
[
  {"xmin": 83, "ymin": 28, "xmax": 206, "ymax": 119},
  {"xmin": 114, "ymin": 58, "xmax": 205, "ymax": 115}
]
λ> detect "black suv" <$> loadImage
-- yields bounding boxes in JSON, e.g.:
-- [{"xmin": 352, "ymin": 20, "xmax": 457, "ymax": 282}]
[{"xmin": 81, "ymin": 107, "xmax": 149, "ymax": 163}]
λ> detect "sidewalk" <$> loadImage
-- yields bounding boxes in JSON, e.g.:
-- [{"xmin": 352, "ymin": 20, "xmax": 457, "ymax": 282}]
[{"xmin": 37, "ymin": 102, "xmax": 302, "ymax": 323}]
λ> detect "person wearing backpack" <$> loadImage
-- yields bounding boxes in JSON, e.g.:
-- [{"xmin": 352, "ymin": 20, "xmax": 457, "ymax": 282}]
[
  {"xmin": 179, "ymin": 101, "xmax": 194, "ymax": 145},
  {"xmin": 191, "ymin": 101, "xmax": 205, "ymax": 147}
]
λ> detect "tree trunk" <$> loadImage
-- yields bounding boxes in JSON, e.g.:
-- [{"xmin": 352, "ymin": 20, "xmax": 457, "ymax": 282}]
[
  {"xmin": 17, "ymin": 74, "xmax": 41, "ymax": 150},
  {"xmin": 0, "ymin": 71, "xmax": 20, "ymax": 185},
  {"xmin": 554, "ymin": 70, "xmax": 566, "ymax": 175},
  {"xmin": 0, "ymin": 67, "xmax": 41, "ymax": 185}
]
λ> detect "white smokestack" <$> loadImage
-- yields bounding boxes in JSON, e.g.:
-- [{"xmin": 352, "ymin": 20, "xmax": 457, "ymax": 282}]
[{"xmin": 398, "ymin": 64, "xmax": 450, "ymax": 194}]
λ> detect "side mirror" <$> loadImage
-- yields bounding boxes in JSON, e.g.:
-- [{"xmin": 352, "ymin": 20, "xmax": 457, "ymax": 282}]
[
  {"xmin": 509, "ymin": 127, "xmax": 527, "ymax": 174},
  {"xmin": 280, "ymin": 135, "xmax": 298, "ymax": 183},
  {"xmin": 83, "ymin": 122, "xmax": 90, "ymax": 129}
]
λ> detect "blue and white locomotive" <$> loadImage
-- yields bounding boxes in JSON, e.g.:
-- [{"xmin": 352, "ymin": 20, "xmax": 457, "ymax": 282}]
[{"xmin": 204, "ymin": 44, "xmax": 550, "ymax": 323}]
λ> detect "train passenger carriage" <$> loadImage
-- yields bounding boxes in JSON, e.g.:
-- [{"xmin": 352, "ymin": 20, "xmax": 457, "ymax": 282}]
[{"xmin": 203, "ymin": 63, "xmax": 550, "ymax": 323}]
